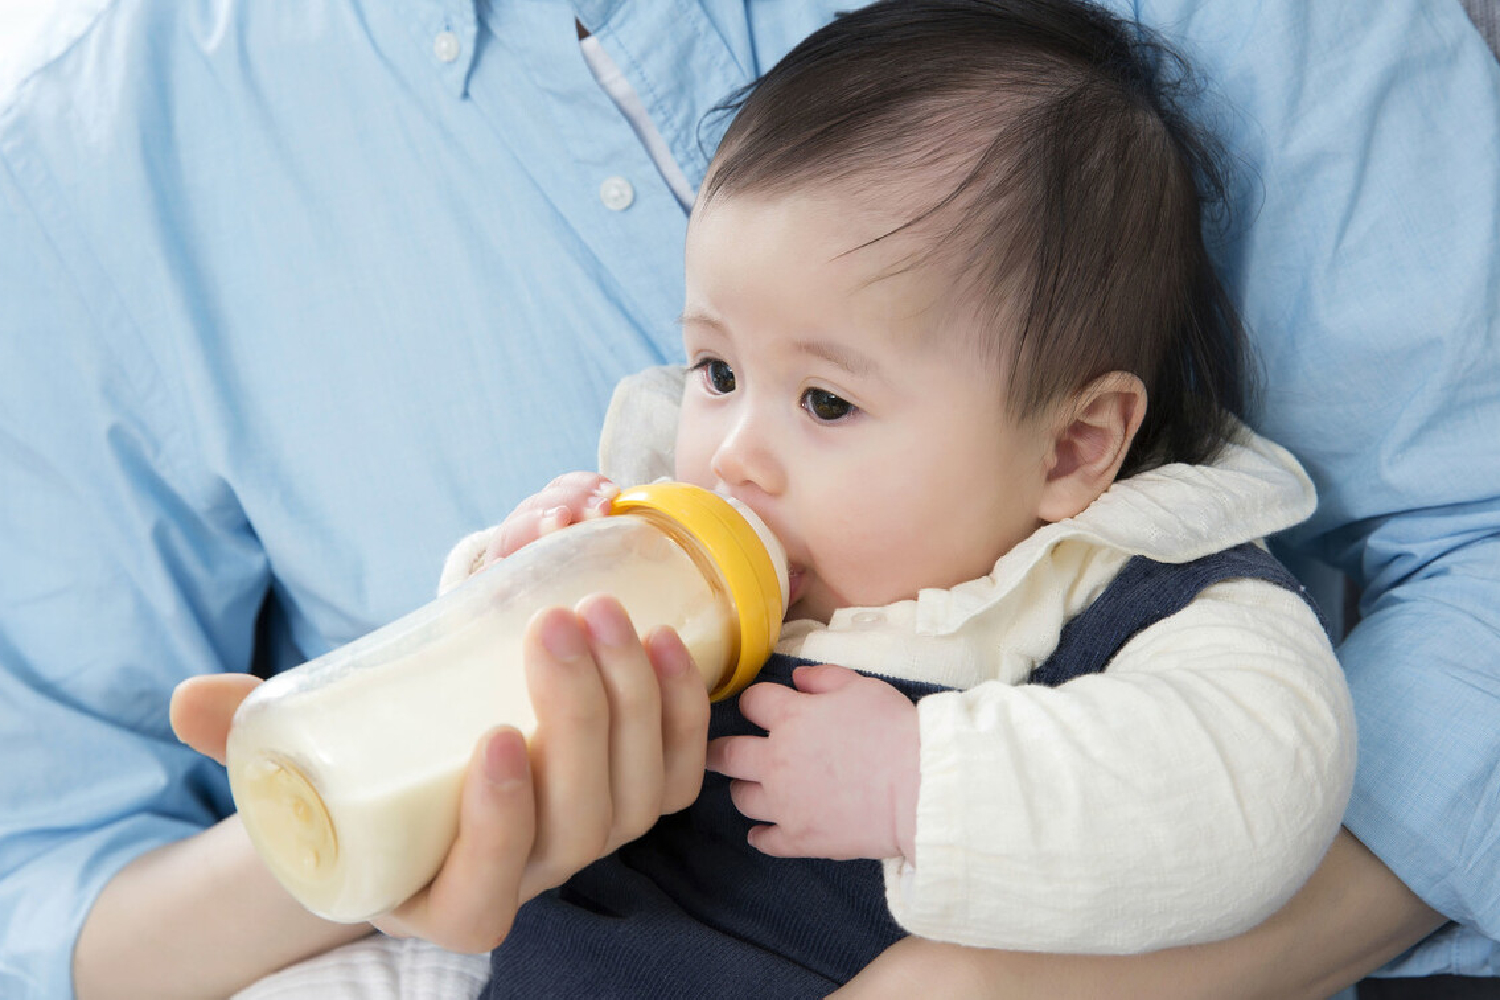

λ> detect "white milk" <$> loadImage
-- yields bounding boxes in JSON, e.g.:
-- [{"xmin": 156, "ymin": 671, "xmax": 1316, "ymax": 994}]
[{"xmin": 227, "ymin": 514, "xmax": 745, "ymax": 922}]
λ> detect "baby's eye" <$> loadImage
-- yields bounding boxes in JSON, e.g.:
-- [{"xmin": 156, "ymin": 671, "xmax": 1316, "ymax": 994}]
[
  {"xmin": 801, "ymin": 387, "xmax": 856, "ymax": 422},
  {"xmin": 692, "ymin": 357, "xmax": 737, "ymax": 395}
]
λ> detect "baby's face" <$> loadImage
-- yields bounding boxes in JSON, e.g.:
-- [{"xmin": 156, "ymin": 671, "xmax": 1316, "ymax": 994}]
[{"xmin": 674, "ymin": 189, "xmax": 1058, "ymax": 624}]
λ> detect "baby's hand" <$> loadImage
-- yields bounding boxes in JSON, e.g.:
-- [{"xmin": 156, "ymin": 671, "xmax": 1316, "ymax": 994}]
[
  {"xmin": 487, "ymin": 472, "xmax": 619, "ymax": 563},
  {"xmin": 705, "ymin": 664, "xmax": 920, "ymax": 862},
  {"xmin": 440, "ymin": 473, "xmax": 619, "ymax": 592}
]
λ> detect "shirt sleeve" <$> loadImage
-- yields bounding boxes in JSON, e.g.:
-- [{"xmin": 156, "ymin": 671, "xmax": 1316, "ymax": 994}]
[
  {"xmin": 1112, "ymin": 0, "xmax": 1500, "ymax": 973},
  {"xmin": 1338, "ymin": 530, "xmax": 1500, "ymax": 975},
  {"xmin": 885, "ymin": 580, "xmax": 1354, "ymax": 953},
  {"xmin": 0, "ymin": 120, "xmax": 266, "ymax": 999}
]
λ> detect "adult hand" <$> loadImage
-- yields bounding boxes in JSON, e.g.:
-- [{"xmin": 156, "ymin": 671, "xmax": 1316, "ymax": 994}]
[{"xmin": 171, "ymin": 593, "xmax": 710, "ymax": 954}]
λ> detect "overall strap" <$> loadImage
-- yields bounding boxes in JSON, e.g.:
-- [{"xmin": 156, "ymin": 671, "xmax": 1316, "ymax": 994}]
[{"xmin": 1027, "ymin": 541, "xmax": 1326, "ymax": 689}]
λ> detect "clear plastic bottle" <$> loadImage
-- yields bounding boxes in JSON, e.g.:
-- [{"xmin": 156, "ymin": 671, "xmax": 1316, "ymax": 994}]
[{"xmin": 225, "ymin": 482, "xmax": 787, "ymax": 922}]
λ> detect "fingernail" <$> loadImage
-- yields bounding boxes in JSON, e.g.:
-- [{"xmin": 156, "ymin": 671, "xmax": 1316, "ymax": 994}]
[
  {"xmin": 483, "ymin": 730, "xmax": 525, "ymax": 790},
  {"xmin": 586, "ymin": 600, "xmax": 635, "ymax": 648},
  {"xmin": 541, "ymin": 615, "xmax": 588, "ymax": 661},
  {"xmin": 588, "ymin": 483, "xmax": 619, "ymax": 517},
  {"xmin": 647, "ymin": 629, "xmax": 689, "ymax": 676}
]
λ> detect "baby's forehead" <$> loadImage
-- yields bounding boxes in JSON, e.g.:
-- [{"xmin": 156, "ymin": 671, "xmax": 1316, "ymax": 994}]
[
  {"xmin": 694, "ymin": 163, "xmax": 981, "ymax": 263},
  {"xmin": 698, "ymin": 191, "xmax": 1014, "ymax": 355},
  {"xmin": 693, "ymin": 186, "xmax": 956, "ymax": 303}
]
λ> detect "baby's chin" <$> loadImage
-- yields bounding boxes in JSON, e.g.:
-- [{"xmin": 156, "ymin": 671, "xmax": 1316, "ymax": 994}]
[
  {"xmin": 785, "ymin": 602, "xmax": 831, "ymax": 626},
  {"xmin": 790, "ymin": 577, "xmax": 926, "ymax": 627},
  {"xmin": 785, "ymin": 585, "xmax": 840, "ymax": 626}
]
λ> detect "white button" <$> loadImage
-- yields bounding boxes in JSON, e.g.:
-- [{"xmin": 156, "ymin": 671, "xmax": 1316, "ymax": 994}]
[
  {"xmin": 433, "ymin": 31, "xmax": 461, "ymax": 63},
  {"xmin": 850, "ymin": 610, "xmax": 886, "ymax": 628},
  {"xmin": 599, "ymin": 176, "xmax": 635, "ymax": 211}
]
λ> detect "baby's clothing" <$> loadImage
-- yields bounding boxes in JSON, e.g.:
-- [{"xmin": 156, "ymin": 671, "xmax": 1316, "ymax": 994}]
[
  {"xmin": 228, "ymin": 935, "xmax": 487, "ymax": 1000},
  {"xmin": 586, "ymin": 365, "xmax": 1353, "ymax": 953},
  {"xmin": 235, "ymin": 496, "xmax": 1346, "ymax": 999},
  {"xmin": 258, "ymin": 365, "xmax": 1352, "ymax": 1000},
  {"xmin": 478, "ymin": 543, "xmax": 1322, "ymax": 1000},
  {"xmin": 437, "ymin": 364, "xmax": 1354, "ymax": 981}
]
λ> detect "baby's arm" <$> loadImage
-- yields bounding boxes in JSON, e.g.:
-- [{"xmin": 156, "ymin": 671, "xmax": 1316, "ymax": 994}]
[
  {"xmin": 890, "ymin": 579, "xmax": 1353, "ymax": 953},
  {"xmin": 711, "ymin": 577, "xmax": 1351, "ymax": 954},
  {"xmin": 438, "ymin": 472, "xmax": 618, "ymax": 593}
]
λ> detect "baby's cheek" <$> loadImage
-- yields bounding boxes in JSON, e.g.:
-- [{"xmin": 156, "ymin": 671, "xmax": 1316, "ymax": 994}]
[
  {"xmin": 830, "ymin": 530, "xmax": 920, "ymax": 607},
  {"xmin": 671, "ymin": 418, "xmax": 710, "ymax": 484}
]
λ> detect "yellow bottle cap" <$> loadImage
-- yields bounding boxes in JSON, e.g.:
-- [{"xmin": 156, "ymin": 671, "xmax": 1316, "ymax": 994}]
[{"xmin": 610, "ymin": 483, "xmax": 787, "ymax": 700}]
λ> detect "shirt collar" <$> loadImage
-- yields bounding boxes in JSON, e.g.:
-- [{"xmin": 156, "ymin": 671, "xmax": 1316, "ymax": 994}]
[{"xmin": 570, "ymin": 0, "xmax": 626, "ymax": 33}]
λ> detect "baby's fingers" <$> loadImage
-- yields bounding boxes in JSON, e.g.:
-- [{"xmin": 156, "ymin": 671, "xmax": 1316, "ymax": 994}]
[
  {"xmin": 705, "ymin": 734, "xmax": 768, "ymax": 782},
  {"xmin": 727, "ymin": 778, "xmax": 776, "ymax": 825},
  {"xmin": 746, "ymin": 823, "xmax": 801, "ymax": 859},
  {"xmin": 790, "ymin": 663, "xmax": 861, "ymax": 694},
  {"xmin": 736, "ymin": 681, "xmax": 801, "ymax": 730},
  {"xmin": 493, "ymin": 474, "xmax": 618, "ymax": 559}
]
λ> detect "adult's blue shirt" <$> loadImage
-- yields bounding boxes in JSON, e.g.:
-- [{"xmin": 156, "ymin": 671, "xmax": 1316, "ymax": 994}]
[{"xmin": 0, "ymin": 1, "xmax": 1496, "ymax": 996}]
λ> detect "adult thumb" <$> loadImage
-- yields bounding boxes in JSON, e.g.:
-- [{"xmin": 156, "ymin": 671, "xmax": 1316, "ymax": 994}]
[{"xmin": 169, "ymin": 673, "xmax": 263, "ymax": 765}]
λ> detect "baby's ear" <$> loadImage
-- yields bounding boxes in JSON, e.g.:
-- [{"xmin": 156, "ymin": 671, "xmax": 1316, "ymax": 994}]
[{"xmin": 1037, "ymin": 372, "xmax": 1146, "ymax": 523}]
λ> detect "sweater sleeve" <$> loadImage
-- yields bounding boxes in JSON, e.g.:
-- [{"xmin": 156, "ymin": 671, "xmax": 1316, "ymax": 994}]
[{"xmin": 883, "ymin": 578, "xmax": 1354, "ymax": 953}]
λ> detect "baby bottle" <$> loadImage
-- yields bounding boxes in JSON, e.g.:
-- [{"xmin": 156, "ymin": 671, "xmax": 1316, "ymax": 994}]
[{"xmin": 225, "ymin": 482, "xmax": 787, "ymax": 923}]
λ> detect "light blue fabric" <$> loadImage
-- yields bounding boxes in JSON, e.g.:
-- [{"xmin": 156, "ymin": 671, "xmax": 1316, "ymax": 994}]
[
  {"xmin": 0, "ymin": 0, "xmax": 1495, "ymax": 996},
  {"xmin": 1117, "ymin": 0, "xmax": 1500, "ymax": 980}
]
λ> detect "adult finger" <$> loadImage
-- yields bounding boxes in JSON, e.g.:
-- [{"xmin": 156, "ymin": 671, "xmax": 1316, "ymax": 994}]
[
  {"xmin": 375, "ymin": 726, "xmax": 535, "ymax": 952},
  {"xmin": 576, "ymin": 595, "xmax": 666, "ymax": 850},
  {"xmin": 521, "ymin": 606, "xmax": 614, "ymax": 893},
  {"xmin": 168, "ymin": 673, "xmax": 263, "ymax": 765},
  {"xmin": 644, "ymin": 625, "xmax": 710, "ymax": 814}
]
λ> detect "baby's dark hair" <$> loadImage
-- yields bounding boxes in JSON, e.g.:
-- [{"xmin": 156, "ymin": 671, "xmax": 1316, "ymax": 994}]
[{"xmin": 702, "ymin": 0, "xmax": 1250, "ymax": 477}]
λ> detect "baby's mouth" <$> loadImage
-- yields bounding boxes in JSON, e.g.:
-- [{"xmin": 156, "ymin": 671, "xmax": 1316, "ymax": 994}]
[{"xmin": 786, "ymin": 566, "xmax": 808, "ymax": 609}]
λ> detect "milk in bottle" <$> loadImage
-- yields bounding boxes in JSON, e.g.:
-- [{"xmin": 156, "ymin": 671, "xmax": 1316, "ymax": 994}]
[{"xmin": 225, "ymin": 483, "xmax": 787, "ymax": 922}]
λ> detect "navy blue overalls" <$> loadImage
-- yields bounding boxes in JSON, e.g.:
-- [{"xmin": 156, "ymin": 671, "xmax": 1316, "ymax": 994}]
[{"xmin": 482, "ymin": 542, "xmax": 1322, "ymax": 999}]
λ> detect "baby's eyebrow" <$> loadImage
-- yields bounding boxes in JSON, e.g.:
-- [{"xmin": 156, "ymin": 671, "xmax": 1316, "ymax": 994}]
[
  {"xmin": 677, "ymin": 310, "xmax": 724, "ymax": 331},
  {"xmin": 795, "ymin": 340, "xmax": 880, "ymax": 380}
]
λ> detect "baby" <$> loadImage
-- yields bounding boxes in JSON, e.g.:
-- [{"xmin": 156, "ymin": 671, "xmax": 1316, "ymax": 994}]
[{"xmin": 445, "ymin": 0, "xmax": 1355, "ymax": 995}]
